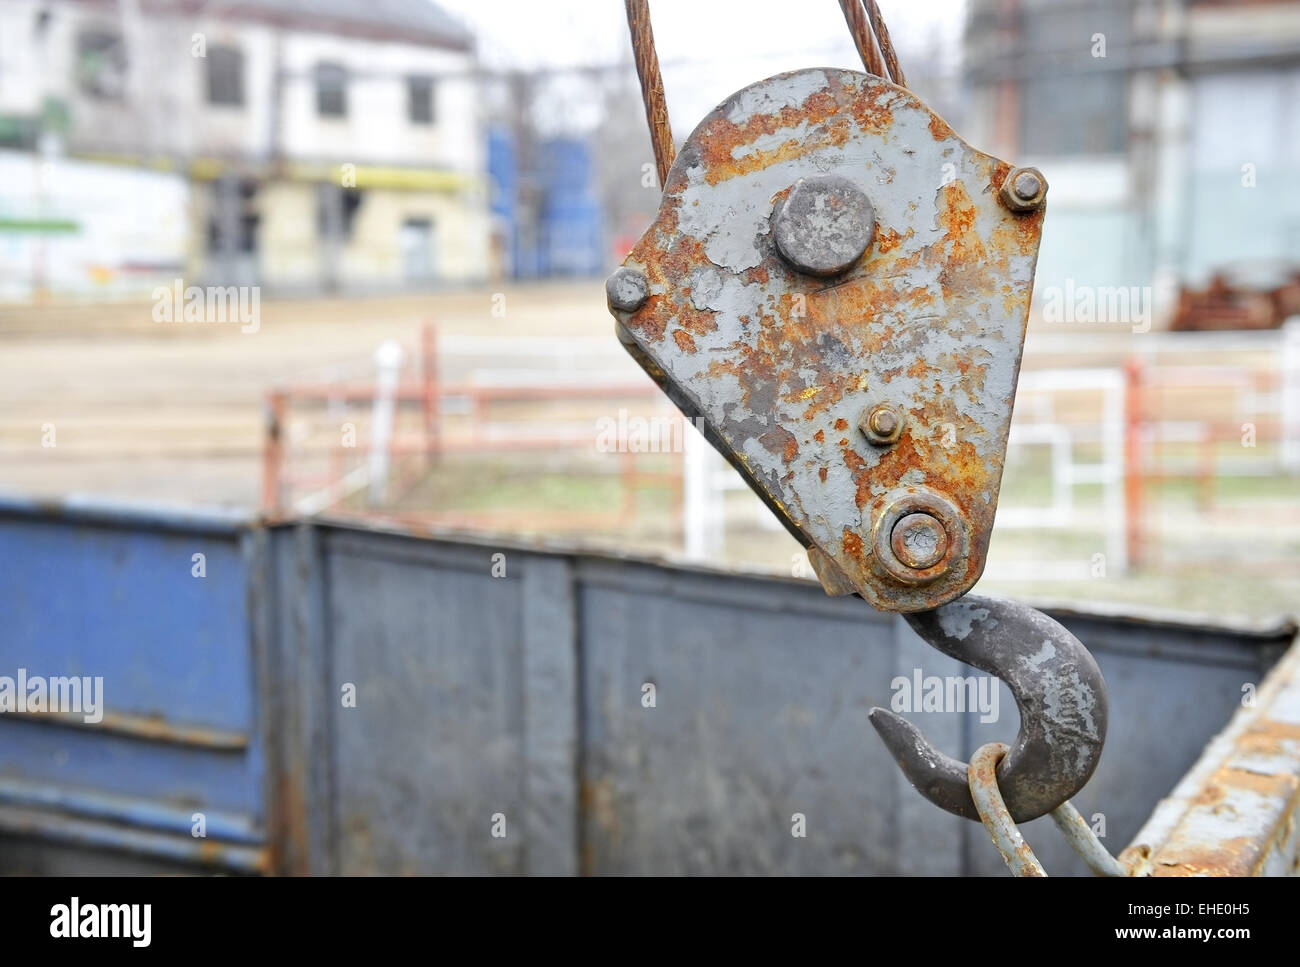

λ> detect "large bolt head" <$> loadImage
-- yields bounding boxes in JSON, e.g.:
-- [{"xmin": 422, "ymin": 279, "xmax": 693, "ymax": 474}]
[
  {"xmin": 871, "ymin": 488, "xmax": 968, "ymax": 587},
  {"xmin": 891, "ymin": 513, "xmax": 949, "ymax": 570},
  {"xmin": 773, "ymin": 175, "xmax": 875, "ymax": 277},
  {"xmin": 998, "ymin": 166, "xmax": 1048, "ymax": 212},
  {"xmin": 606, "ymin": 267, "xmax": 649, "ymax": 313}
]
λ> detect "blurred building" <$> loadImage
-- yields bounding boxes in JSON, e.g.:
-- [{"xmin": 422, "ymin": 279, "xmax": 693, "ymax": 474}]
[
  {"xmin": 0, "ymin": 0, "xmax": 489, "ymax": 296},
  {"xmin": 483, "ymin": 64, "xmax": 608, "ymax": 281},
  {"xmin": 488, "ymin": 129, "xmax": 605, "ymax": 279},
  {"xmin": 964, "ymin": 0, "xmax": 1300, "ymax": 322}
]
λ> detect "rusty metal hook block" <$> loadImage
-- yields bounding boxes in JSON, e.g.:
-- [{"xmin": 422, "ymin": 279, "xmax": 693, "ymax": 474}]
[
  {"xmin": 869, "ymin": 595, "xmax": 1108, "ymax": 823},
  {"xmin": 605, "ymin": 68, "xmax": 1047, "ymax": 613}
]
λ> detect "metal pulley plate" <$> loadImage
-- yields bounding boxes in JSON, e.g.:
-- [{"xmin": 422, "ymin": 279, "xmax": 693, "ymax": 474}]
[{"xmin": 606, "ymin": 68, "xmax": 1046, "ymax": 612}]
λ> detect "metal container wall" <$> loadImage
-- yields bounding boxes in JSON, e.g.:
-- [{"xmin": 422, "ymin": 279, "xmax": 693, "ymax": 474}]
[
  {"xmin": 0, "ymin": 498, "xmax": 265, "ymax": 874},
  {"xmin": 0, "ymin": 502, "xmax": 1291, "ymax": 875}
]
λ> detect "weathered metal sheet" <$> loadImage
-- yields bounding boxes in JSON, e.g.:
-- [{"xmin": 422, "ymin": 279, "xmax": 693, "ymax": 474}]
[
  {"xmin": 267, "ymin": 527, "xmax": 581, "ymax": 875},
  {"xmin": 572, "ymin": 553, "xmax": 1285, "ymax": 876},
  {"xmin": 1, "ymin": 505, "xmax": 1293, "ymax": 876},
  {"xmin": 322, "ymin": 534, "xmax": 528, "ymax": 875},
  {"xmin": 608, "ymin": 68, "xmax": 1045, "ymax": 611},
  {"xmin": 1130, "ymin": 631, "xmax": 1300, "ymax": 877},
  {"xmin": 0, "ymin": 500, "xmax": 266, "ymax": 873}
]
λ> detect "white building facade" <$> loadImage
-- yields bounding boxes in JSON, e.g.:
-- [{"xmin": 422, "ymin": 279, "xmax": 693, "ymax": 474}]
[{"xmin": 0, "ymin": 0, "xmax": 489, "ymax": 296}]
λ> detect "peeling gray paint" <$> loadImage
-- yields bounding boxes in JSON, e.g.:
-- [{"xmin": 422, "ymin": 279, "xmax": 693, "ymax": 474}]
[{"xmin": 611, "ymin": 69, "xmax": 1046, "ymax": 612}]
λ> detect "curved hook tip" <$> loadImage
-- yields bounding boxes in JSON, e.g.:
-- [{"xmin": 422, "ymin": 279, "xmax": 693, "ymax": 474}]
[
  {"xmin": 868, "ymin": 595, "xmax": 1109, "ymax": 823},
  {"xmin": 868, "ymin": 707, "xmax": 978, "ymax": 820}
]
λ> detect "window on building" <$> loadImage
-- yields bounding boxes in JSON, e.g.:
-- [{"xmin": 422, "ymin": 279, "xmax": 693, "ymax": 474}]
[
  {"xmin": 76, "ymin": 29, "xmax": 127, "ymax": 100},
  {"xmin": 400, "ymin": 217, "xmax": 436, "ymax": 281},
  {"xmin": 407, "ymin": 75, "xmax": 435, "ymax": 125},
  {"xmin": 316, "ymin": 185, "xmax": 364, "ymax": 241},
  {"xmin": 205, "ymin": 179, "xmax": 260, "ymax": 254},
  {"xmin": 315, "ymin": 62, "xmax": 348, "ymax": 118},
  {"xmin": 207, "ymin": 45, "xmax": 245, "ymax": 107}
]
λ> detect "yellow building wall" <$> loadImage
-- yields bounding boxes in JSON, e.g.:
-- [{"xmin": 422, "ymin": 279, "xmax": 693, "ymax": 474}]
[
  {"xmin": 258, "ymin": 181, "xmax": 323, "ymax": 286},
  {"xmin": 254, "ymin": 180, "xmax": 488, "ymax": 288},
  {"xmin": 340, "ymin": 187, "xmax": 488, "ymax": 285}
]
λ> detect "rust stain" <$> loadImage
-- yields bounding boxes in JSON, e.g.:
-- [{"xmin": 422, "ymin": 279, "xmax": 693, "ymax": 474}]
[
  {"xmin": 697, "ymin": 93, "xmax": 850, "ymax": 186},
  {"xmin": 672, "ymin": 330, "xmax": 697, "ymax": 353},
  {"xmin": 10, "ymin": 709, "xmax": 247, "ymax": 750},
  {"xmin": 1150, "ymin": 711, "xmax": 1300, "ymax": 876},
  {"xmin": 676, "ymin": 305, "xmax": 718, "ymax": 337},
  {"xmin": 849, "ymin": 88, "xmax": 896, "ymax": 134},
  {"xmin": 875, "ymin": 226, "xmax": 907, "ymax": 254},
  {"xmin": 579, "ymin": 776, "xmax": 620, "ymax": 875},
  {"xmin": 272, "ymin": 770, "xmax": 310, "ymax": 874},
  {"xmin": 841, "ymin": 528, "xmax": 865, "ymax": 565}
]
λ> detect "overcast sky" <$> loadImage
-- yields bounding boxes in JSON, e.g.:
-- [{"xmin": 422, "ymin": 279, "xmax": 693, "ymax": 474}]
[{"xmin": 434, "ymin": 0, "xmax": 966, "ymax": 132}]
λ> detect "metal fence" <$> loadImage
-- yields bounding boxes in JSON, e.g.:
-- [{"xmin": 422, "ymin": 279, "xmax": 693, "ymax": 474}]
[{"xmin": 0, "ymin": 496, "xmax": 1294, "ymax": 875}]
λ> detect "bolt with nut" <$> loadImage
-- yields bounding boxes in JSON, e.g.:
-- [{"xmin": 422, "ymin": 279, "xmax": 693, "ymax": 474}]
[
  {"xmin": 606, "ymin": 266, "xmax": 649, "ymax": 313},
  {"xmin": 860, "ymin": 404, "xmax": 905, "ymax": 446},
  {"xmin": 891, "ymin": 513, "xmax": 949, "ymax": 570},
  {"xmin": 998, "ymin": 166, "xmax": 1047, "ymax": 212}
]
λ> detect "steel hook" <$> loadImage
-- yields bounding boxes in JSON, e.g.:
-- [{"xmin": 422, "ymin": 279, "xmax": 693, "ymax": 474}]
[{"xmin": 869, "ymin": 595, "xmax": 1108, "ymax": 823}]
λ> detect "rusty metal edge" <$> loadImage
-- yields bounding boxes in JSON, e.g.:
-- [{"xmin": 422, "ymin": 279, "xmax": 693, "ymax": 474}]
[
  {"xmin": 2, "ymin": 710, "xmax": 249, "ymax": 750},
  {"xmin": 0, "ymin": 491, "xmax": 251, "ymax": 536},
  {"xmin": 305, "ymin": 510, "xmax": 1298, "ymax": 638},
  {"xmin": 1128, "ymin": 629, "xmax": 1300, "ymax": 876},
  {"xmin": 0, "ymin": 803, "xmax": 267, "ymax": 874},
  {"xmin": 1016, "ymin": 596, "xmax": 1297, "ymax": 641},
  {"xmin": 2, "ymin": 490, "xmax": 1290, "ymax": 639}
]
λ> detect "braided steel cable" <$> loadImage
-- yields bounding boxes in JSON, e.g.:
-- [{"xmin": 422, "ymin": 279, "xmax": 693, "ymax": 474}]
[
  {"xmin": 624, "ymin": 0, "xmax": 676, "ymax": 189},
  {"xmin": 624, "ymin": 2, "xmax": 909, "ymax": 189},
  {"xmin": 864, "ymin": 0, "xmax": 906, "ymax": 86},
  {"xmin": 837, "ymin": 0, "xmax": 887, "ymax": 77}
]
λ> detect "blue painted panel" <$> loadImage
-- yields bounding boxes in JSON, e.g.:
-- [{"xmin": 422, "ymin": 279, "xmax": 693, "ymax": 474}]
[
  {"xmin": 0, "ymin": 507, "xmax": 263, "ymax": 871},
  {"xmin": 0, "ymin": 718, "xmax": 261, "ymax": 818},
  {"xmin": 487, "ymin": 125, "xmax": 516, "ymax": 221},
  {"xmin": 0, "ymin": 517, "xmax": 252, "ymax": 730}
]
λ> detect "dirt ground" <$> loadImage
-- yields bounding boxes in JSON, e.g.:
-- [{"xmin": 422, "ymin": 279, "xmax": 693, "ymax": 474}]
[
  {"xmin": 2, "ymin": 282, "xmax": 1297, "ymax": 621},
  {"xmin": 0, "ymin": 283, "xmax": 620, "ymax": 504}
]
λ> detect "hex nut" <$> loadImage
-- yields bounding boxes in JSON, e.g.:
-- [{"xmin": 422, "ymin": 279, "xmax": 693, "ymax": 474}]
[
  {"xmin": 860, "ymin": 404, "xmax": 904, "ymax": 446},
  {"xmin": 998, "ymin": 167, "xmax": 1048, "ymax": 212},
  {"xmin": 606, "ymin": 267, "xmax": 649, "ymax": 313}
]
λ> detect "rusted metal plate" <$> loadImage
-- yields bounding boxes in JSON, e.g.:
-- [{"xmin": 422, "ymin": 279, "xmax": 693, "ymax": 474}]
[
  {"xmin": 607, "ymin": 68, "xmax": 1045, "ymax": 612},
  {"xmin": 1130, "ymin": 632, "xmax": 1300, "ymax": 877}
]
